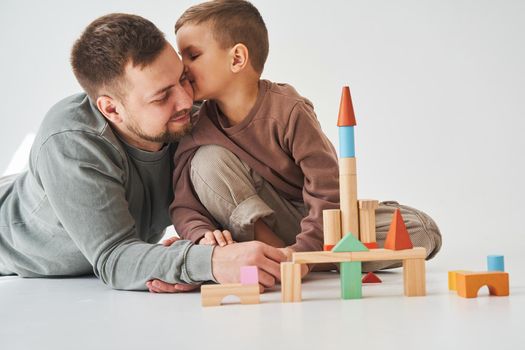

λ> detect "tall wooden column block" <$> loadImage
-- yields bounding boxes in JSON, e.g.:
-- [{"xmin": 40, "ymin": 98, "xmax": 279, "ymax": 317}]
[
  {"xmin": 281, "ymin": 262, "xmax": 302, "ymax": 303},
  {"xmin": 340, "ymin": 261, "xmax": 362, "ymax": 299},
  {"xmin": 339, "ymin": 157, "xmax": 359, "ymax": 238},
  {"xmin": 403, "ymin": 258, "xmax": 426, "ymax": 296},
  {"xmin": 323, "ymin": 209, "xmax": 342, "ymax": 251},
  {"xmin": 358, "ymin": 199, "xmax": 379, "ymax": 244}
]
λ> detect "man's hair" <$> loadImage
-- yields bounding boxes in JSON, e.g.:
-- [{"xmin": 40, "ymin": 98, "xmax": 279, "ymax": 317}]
[
  {"xmin": 175, "ymin": 0, "xmax": 269, "ymax": 74},
  {"xmin": 71, "ymin": 13, "xmax": 167, "ymax": 101}
]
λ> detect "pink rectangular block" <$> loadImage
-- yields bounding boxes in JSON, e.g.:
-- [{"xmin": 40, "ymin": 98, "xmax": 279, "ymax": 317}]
[{"xmin": 240, "ymin": 266, "xmax": 259, "ymax": 285}]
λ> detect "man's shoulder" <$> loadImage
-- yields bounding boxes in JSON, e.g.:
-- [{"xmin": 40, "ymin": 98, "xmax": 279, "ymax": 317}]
[
  {"xmin": 38, "ymin": 93, "xmax": 109, "ymax": 139},
  {"xmin": 31, "ymin": 93, "xmax": 125, "ymax": 165}
]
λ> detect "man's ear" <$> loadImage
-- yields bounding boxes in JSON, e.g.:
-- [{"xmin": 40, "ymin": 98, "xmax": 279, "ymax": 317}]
[
  {"xmin": 96, "ymin": 95, "xmax": 123, "ymax": 124},
  {"xmin": 230, "ymin": 43, "xmax": 249, "ymax": 73}
]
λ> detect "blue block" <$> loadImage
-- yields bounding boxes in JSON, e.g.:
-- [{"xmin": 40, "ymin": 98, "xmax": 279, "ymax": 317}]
[
  {"xmin": 339, "ymin": 126, "xmax": 355, "ymax": 158},
  {"xmin": 487, "ymin": 255, "xmax": 505, "ymax": 271}
]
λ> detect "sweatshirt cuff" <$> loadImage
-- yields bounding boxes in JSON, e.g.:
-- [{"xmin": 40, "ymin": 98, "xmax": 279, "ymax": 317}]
[{"xmin": 182, "ymin": 244, "xmax": 215, "ymax": 283}]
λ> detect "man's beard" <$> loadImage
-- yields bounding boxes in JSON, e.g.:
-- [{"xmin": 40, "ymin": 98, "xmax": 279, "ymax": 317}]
[{"xmin": 126, "ymin": 114, "xmax": 193, "ymax": 144}]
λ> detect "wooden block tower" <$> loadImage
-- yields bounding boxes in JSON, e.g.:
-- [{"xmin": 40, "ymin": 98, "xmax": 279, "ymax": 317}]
[{"xmin": 337, "ymin": 86, "xmax": 359, "ymax": 239}]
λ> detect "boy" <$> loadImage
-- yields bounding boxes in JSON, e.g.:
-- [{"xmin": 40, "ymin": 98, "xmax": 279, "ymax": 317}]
[
  {"xmin": 169, "ymin": 0, "xmax": 339, "ymax": 265},
  {"xmin": 168, "ymin": 0, "xmax": 441, "ymax": 275}
]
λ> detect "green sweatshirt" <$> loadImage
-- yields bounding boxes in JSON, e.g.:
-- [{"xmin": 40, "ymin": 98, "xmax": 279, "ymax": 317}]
[{"xmin": 0, "ymin": 93, "xmax": 214, "ymax": 290}]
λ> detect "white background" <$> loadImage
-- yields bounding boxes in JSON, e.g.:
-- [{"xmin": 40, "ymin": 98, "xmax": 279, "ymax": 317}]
[
  {"xmin": 1, "ymin": 2, "xmax": 524, "ymax": 349},
  {"xmin": 1, "ymin": 1, "xmax": 524, "ymax": 272}
]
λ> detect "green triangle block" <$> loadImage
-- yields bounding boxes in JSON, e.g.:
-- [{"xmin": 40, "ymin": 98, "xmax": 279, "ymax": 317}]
[
  {"xmin": 332, "ymin": 233, "xmax": 369, "ymax": 252},
  {"xmin": 340, "ymin": 261, "xmax": 362, "ymax": 299}
]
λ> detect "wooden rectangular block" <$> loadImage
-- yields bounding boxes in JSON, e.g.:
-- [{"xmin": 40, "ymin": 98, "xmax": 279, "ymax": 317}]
[
  {"xmin": 323, "ymin": 209, "xmax": 342, "ymax": 248},
  {"xmin": 358, "ymin": 199, "xmax": 379, "ymax": 243},
  {"xmin": 350, "ymin": 248, "xmax": 427, "ymax": 262},
  {"xmin": 281, "ymin": 262, "xmax": 302, "ymax": 303},
  {"xmin": 448, "ymin": 270, "xmax": 471, "ymax": 291},
  {"xmin": 240, "ymin": 266, "xmax": 259, "ymax": 285},
  {"xmin": 293, "ymin": 251, "xmax": 353, "ymax": 264},
  {"xmin": 201, "ymin": 284, "xmax": 260, "ymax": 307},
  {"xmin": 292, "ymin": 248, "xmax": 427, "ymax": 264},
  {"xmin": 403, "ymin": 258, "xmax": 426, "ymax": 296},
  {"xmin": 340, "ymin": 261, "xmax": 362, "ymax": 299},
  {"xmin": 339, "ymin": 157, "xmax": 359, "ymax": 238}
]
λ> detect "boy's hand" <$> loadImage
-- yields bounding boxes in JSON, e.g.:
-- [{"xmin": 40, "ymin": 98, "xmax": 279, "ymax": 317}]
[
  {"xmin": 161, "ymin": 236, "xmax": 181, "ymax": 247},
  {"xmin": 200, "ymin": 229, "xmax": 235, "ymax": 247},
  {"xmin": 278, "ymin": 247, "xmax": 310, "ymax": 278}
]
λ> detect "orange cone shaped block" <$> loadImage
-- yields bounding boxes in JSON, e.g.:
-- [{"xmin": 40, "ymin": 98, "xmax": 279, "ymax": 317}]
[
  {"xmin": 337, "ymin": 86, "xmax": 357, "ymax": 127},
  {"xmin": 384, "ymin": 209, "xmax": 413, "ymax": 250}
]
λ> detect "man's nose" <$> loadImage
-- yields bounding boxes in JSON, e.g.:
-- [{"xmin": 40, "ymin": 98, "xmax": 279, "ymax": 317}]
[{"xmin": 173, "ymin": 84, "xmax": 193, "ymax": 109}]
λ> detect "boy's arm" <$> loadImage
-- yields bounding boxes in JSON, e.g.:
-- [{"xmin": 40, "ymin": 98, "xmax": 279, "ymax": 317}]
[
  {"xmin": 169, "ymin": 138, "xmax": 219, "ymax": 243},
  {"xmin": 284, "ymin": 101, "xmax": 340, "ymax": 252}
]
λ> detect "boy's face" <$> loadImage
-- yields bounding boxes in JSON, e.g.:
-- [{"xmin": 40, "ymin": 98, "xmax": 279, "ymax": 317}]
[{"xmin": 176, "ymin": 22, "xmax": 233, "ymax": 101}]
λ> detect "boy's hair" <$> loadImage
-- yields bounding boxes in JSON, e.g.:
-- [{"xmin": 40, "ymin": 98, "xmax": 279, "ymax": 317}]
[
  {"xmin": 175, "ymin": 0, "xmax": 269, "ymax": 74},
  {"xmin": 71, "ymin": 13, "xmax": 167, "ymax": 101}
]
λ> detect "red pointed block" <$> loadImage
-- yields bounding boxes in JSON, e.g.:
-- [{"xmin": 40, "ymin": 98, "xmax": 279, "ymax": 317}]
[
  {"xmin": 337, "ymin": 86, "xmax": 357, "ymax": 127},
  {"xmin": 384, "ymin": 209, "xmax": 413, "ymax": 250},
  {"xmin": 362, "ymin": 272, "xmax": 382, "ymax": 283}
]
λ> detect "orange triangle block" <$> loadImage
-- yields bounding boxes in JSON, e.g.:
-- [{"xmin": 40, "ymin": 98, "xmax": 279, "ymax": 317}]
[
  {"xmin": 362, "ymin": 272, "xmax": 382, "ymax": 283},
  {"xmin": 337, "ymin": 86, "xmax": 357, "ymax": 126},
  {"xmin": 384, "ymin": 209, "xmax": 413, "ymax": 250}
]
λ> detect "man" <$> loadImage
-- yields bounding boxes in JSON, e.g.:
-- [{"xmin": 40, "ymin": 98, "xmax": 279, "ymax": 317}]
[{"xmin": 0, "ymin": 13, "xmax": 285, "ymax": 291}]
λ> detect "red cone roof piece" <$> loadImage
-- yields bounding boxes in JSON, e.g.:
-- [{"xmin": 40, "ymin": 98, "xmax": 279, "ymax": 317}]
[
  {"xmin": 337, "ymin": 86, "xmax": 357, "ymax": 126},
  {"xmin": 384, "ymin": 209, "xmax": 414, "ymax": 250},
  {"xmin": 362, "ymin": 272, "xmax": 382, "ymax": 283}
]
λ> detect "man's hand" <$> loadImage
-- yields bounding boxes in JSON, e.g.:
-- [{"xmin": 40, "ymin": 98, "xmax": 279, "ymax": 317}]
[
  {"xmin": 146, "ymin": 280, "xmax": 199, "ymax": 293},
  {"xmin": 278, "ymin": 247, "xmax": 310, "ymax": 278},
  {"xmin": 199, "ymin": 229, "xmax": 235, "ymax": 247},
  {"xmin": 212, "ymin": 241, "xmax": 287, "ymax": 288}
]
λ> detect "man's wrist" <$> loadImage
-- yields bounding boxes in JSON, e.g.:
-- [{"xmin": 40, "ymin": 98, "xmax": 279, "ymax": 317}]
[{"xmin": 183, "ymin": 244, "xmax": 216, "ymax": 283}]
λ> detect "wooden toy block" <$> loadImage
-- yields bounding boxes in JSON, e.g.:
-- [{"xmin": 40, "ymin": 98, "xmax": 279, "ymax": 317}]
[
  {"xmin": 294, "ymin": 251, "xmax": 354, "ymax": 264},
  {"xmin": 281, "ymin": 262, "xmax": 302, "ymax": 303},
  {"xmin": 362, "ymin": 272, "xmax": 382, "ymax": 283},
  {"xmin": 487, "ymin": 255, "xmax": 505, "ymax": 271},
  {"xmin": 384, "ymin": 209, "xmax": 413, "ymax": 250},
  {"xmin": 403, "ymin": 258, "xmax": 426, "ymax": 296},
  {"xmin": 349, "ymin": 247, "xmax": 426, "ymax": 262},
  {"xmin": 341, "ymin": 262, "xmax": 362, "ymax": 299},
  {"xmin": 201, "ymin": 284, "xmax": 260, "ymax": 307},
  {"xmin": 240, "ymin": 266, "xmax": 259, "ymax": 285},
  {"xmin": 339, "ymin": 126, "xmax": 355, "ymax": 158},
  {"xmin": 455, "ymin": 271, "xmax": 509, "ymax": 298},
  {"xmin": 323, "ymin": 209, "xmax": 342, "ymax": 251},
  {"xmin": 363, "ymin": 242, "xmax": 378, "ymax": 249},
  {"xmin": 339, "ymin": 157, "xmax": 359, "ymax": 239},
  {"xmin": 332, "ymin": 231, "xmax": 368, "ymax": 252},
  {"xmin": 293, "ymin": 247, "xmax": 426, "ymax": 264},
  {"xmin": 358, "ymin": 199, "xmax": 379, "ymax": 244},
  {"xmin": 337, "ymin": 86, "xmax": 357, "ymax": 127},
  {"xmin": 448, "ymin": 270, "xmax": 471, "ymax": 291}
]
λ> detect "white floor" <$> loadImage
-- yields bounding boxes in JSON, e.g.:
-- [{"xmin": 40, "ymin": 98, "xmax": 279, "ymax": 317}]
[{"xmin": 1, "ymin": 262, "xmax": 522, "ymax": 350}]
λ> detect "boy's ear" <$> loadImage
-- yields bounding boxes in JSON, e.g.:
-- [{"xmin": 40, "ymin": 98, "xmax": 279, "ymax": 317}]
[
  {"xmin": 230, "ymin": 43, "xmax": 249, "ymax": 73},
  {"xmin": 96, "ymin": 95, "xmax": 124, "ymax": 124}
]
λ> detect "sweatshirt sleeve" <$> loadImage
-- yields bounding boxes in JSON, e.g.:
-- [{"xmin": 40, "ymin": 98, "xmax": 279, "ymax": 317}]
[
  {"xmin": 284, "ymin": 101, "xmax": 340, "ymax": 252},
  {"xmin": 36, "ymin": 132, "xmax": 215, "ymax": 290},
  {"xmin": 169, "ymin": 135, "xmax": 218, "ymax": 243}
]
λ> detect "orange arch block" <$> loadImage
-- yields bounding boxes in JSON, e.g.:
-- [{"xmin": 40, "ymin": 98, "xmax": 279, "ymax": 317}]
[{"xmin": 456, "ymin": 271, "xmax": 509, "ymax": 298}]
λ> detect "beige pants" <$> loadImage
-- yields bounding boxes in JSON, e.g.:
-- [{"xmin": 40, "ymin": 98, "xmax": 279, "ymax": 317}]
[{"xmin": 190, "ymin": 145, "xmax": 442, "ymax": 271}]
